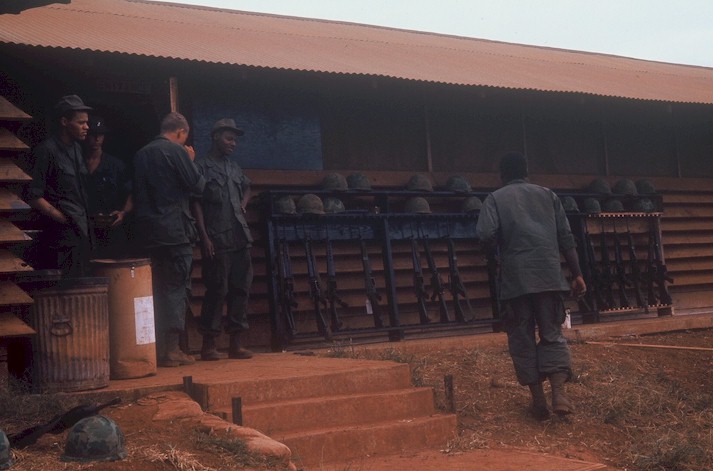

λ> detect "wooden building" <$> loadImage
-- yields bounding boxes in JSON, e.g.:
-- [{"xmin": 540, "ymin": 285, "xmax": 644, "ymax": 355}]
[{"xmin": 1, "ymin": 0, "xmax": 713, "ymax": 351}]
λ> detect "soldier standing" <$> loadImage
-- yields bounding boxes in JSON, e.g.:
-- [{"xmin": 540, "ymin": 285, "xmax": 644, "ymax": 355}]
[{"xmin": 193, "ymin": 119, "xmax": 254, "ymax": 361}]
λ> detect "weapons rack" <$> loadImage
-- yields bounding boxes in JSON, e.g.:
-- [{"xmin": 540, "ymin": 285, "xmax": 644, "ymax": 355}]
[{"xmin": 261, "ymin": 189, "xmax": 494, "ymax": 350}]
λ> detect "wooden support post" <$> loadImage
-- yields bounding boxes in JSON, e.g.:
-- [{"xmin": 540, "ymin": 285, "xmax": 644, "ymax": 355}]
[
  {"xmin": 169, "ymin": 77, "xmax": 179, "ymax": 113},
  {"xmin": 444, "ymin": 374, "xmax": 455, "ymax": 413},
  {"xmin": 232, "ymin": 397, "xmax": 243, "ymax": 425}
]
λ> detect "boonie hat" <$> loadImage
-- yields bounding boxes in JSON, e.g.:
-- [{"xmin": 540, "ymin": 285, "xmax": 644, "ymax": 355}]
[
  {"xmin": 211, "ymin": 118, "xmax": 244, "ymax": 137},
  {"xmin": 55, "ymin": 95, "xmax": 92, "ymax": 114}
]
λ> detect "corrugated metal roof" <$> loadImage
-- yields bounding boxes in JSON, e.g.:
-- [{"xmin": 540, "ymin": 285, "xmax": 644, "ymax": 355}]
[{"xmin": 1, "ymin": 0, "xmax": 713, "ymax": 104}]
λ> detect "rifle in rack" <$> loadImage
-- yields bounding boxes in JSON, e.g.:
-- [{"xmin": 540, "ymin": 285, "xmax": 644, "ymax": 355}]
[
  {"xmin": 359, "ymin": 237, "xmax": 385, "ymax": 328},
  {"xmin": 625, "ymin": 224, "xmax": 647, "ymax": 308},
  {"xmin": 276, "ymin": 239, "xmax": 298, "ymax": 338},
  {"xmin": 411, "ymin": 238, "xmax": 431, "ymax": 324},
  {"xmin": 303, "ymin": 237, "xmax": 331, "ymax": 339},
  {"xmin": 583, "ymin": 224, "xmax": 606, "ymax": 311},
  {"xmin": 599, "ymin": 223, "xmax": 616, "ymax": 309},
  {"xmin": 647, "ymin": 226, "xmax": 674, "ymax": 306},
  {"xmin": 447, "ymin": 237, "xmax": 474, "ymax": 323},
  {"xmin": 612, "ymin": 222, "xmax": 632, "ymax": 308},
  {"xmin": 422, "ymin": 237, "xmax": 450, "ymax": 323},
  {"xmin": 325, "ymin": 237, "xmax": 347, "ymax": 331}
]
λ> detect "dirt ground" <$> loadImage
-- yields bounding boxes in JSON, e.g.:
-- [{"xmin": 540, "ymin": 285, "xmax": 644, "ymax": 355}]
[{"xmin": 2, "ymin": 328, "xmax": 712, "ymax": 471}]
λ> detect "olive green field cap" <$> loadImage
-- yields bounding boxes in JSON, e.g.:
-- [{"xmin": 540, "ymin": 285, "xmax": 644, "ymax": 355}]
[
  {"xmin": 588, "ymin": 178, "xmax": 612, "ymax": 195},
  {"xmin": 321, "ymin": 173, "xmax": 348, "ymax": 191},
  {"xmin": 461, "ymin": 196, "xmax": 482, "ymax": 213},
  {"xmin": 613, "ymin": 178, "xmax": 638, "ymax": 196},
  {"xmin": 635, "ymin": 179, "xmax": 657, "ymax": 194},
  {"xmin": 445, "ymin": 175, "xmax": 472, "ymax": 193},
  {"xmin": 61, "ymin": 415, "xmax": 127, "ymax": 463},
  {"xmin": 583, "ymin": 197, "xmax": 601, "ymax": 214},
  {"xmin": 324, "ymin": 196, "xmax": 346, "ymax": 213},
  {"xmin": 297, "ymin": 193, "xmax": 325, "ymax": 215},
  {"xmin": 273, "ymin": 195, "xmax": 297, "ymax": 215},
  {"xmin": 346, "ymin": 173, "xmax": 372, "ymax": 191},
  {"xmin": 405, "ymin": 196, "xmax": 431, "ymax": 214},
  {"xmin": 406, "ymin": 174, "xmax": 434, "ymax": 192},
  {"xmin": 561, "ymin": 196, "xmax": 580, "ymax": 212},
  {"xmin": 602, "ymin": 199, "xmax": 625, "ymax": 212}
]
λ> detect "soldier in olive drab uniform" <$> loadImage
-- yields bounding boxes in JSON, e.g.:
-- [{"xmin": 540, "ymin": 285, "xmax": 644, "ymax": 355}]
[{"xmin": 193, "ymin": 119, "xmax": 254, "ymax": 361}]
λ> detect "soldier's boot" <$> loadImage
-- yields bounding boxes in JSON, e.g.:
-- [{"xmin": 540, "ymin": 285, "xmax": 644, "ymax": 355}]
[
  {"xmin": 228, "ymin": 332, "xmax": 253, "ymax": 360},
  {"xmin": 160, "ymin": 332, "xmax": 196, "ymax": 367},
  {"xmin": 528, "ymin": 382, "xmax": 550, "ymax": 420},
  {"xmin": 200, "ymin": 335, "xmax": 221, "ymax": 361},
  {"xmin": 550, "ymin": 372, "xmax": 574, "ymax": 415}
]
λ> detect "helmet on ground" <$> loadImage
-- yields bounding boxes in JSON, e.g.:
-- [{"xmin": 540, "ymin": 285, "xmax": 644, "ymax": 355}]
[
  {"xmin": 461, "ymin": 196, "xmax": 482, "ymax": 213},
  {"xmin": 636, "ymin": 179, "xmax": 657, "ymax": 194},
  {"xmin": 602, "ymin": 199, "xmax": 625, "ymax": 212},
  {"xmin": 323, "ymin": 197, "xmax": 345, "ymax": 213},
  {"xmin": 631, "ymin": 197, "xmax": 657, "ymax": 212},
  {"xmin": 61, "ymin": 415, "xmax": 127, "ymax": 463},
  {"xmin": 0, "ymin": 429, "xmax": 12, "ymax": 470},
  {"xmin": 321, "ymin": 173, "xmax": 348, "ymax": 192},
  {"xmin": 296, "ymin": 194, "xmax": 325, "ymax": 215},
  {"xmin": 406, "ymin": 174, "xmax": 433, "ymax": 192},
  {"xmin": 273, "ymin": 196, "xmax": 296, "ymax": 215},
  {"xmin": 561, "ymin": 196, "xmax": 580, "ymax": 213},
  {"xmin": 588, "ymin": 178, "xmax": 612, "ymax": 195},
  {"xmin": 346, "ymin": 173, "xmax": 372, "ymax": 191},
  {"xmin": 445, "ymin": 175, "xmax": 472, "ymax": 193},
  {"xmin": 613, "ymin": 178, "xmax": 638, "ymax": 196},
  {"xmin": 582, "ymin": 198, "xmax": 601, "ymax": 214},
  {"xmin": 404, "ymin": 196, "xmax": 431, "ymax": 214}
]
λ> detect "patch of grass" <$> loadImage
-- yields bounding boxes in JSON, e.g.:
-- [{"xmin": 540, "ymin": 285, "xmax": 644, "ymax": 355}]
[
  {"xmin": 192, "ymin": 431, "xmax": 290, "ymax": 470},
  {"xmin": 137, "ymin": 444, "xmax": 217, "ymax": 471}
]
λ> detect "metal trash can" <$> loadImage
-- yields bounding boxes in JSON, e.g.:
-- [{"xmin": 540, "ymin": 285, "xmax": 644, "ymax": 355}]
[
  {"xmin": 23, "ymin": 275, "xmax": 110, "ymax": 393},
  {"xmin": 92, "ymin": 259, "xmax": 157, "ymax": 379}
]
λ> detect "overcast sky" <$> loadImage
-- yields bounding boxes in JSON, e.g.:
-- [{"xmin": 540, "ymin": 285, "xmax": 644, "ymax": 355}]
[{"xmin": 152, "ymin": 0, "xmax": 713, "ymax": 68}]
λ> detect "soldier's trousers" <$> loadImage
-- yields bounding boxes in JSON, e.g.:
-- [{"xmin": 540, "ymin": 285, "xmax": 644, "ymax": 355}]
[
  {"xmin": 199, "ymin": 247, "xmax": 253, "ymax": 336},
  {"xmin": 503, "ymin": 291, "xmax": 572, "ymax": 386},
  {"xmin": 149, "ymin": 244, "xmax": 193, "ymax": 334}
]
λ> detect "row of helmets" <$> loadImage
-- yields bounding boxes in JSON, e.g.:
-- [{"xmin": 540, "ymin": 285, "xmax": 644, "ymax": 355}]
[
  {"xmin": 321, "ymin": 172, "xmax": 474, "ymax": 193},
  {"xmin": 0, "ymin": 416, "xmax": 127, "ymax": 468},
  {"xmin": 571, "ymin": 178, "xmax": 659, "ymax": 213},
  {"xmin": 274, "ymin": 193, "xmax": 483, "ymax": 215}
]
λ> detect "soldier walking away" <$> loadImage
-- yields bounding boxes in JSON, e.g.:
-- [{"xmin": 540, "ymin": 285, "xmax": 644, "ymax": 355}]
[
  {"xmin": 476, "ymin": 152, "xmax": 586, "ymax": 420},
  {"xmin": 192, "ymin": 119, "xmax": 254, "ymax": 361},
  {"xmin": 133, "ymin": 112, "xmax": 205, "ymax": 367},
  {"xmin": 25, "ymin": 95, "xmax": 93, "ymax": 277}
]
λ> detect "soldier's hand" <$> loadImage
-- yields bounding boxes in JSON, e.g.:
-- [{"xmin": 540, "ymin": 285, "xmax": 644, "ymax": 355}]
[
  {"xmin": 571, "ymin": 275, "xmax": 586, "ymax": 298},
  {"xmin": 202, "ymin": 237, "xmax": 215, "ymax": 260},
  {"xmin": 109, "ymin": 210, "xmax": 125, "ymax": 227},
  {"xmin": 184, "ymin": 145, "xmax": 196, "ymax": 161}
]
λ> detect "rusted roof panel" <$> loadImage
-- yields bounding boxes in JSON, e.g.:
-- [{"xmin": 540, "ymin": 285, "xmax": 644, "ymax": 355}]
[{"xmin": 1, "ymin": 0, "xmax": 713, "ymax": 104}]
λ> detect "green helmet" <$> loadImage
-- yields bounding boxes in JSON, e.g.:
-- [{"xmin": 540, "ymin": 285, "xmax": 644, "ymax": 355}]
[
  {"xmin": 297, "ymin": 194, "xmax": 325, "ymax": 215},
  {"xmin": 631, "ymin": 197, "xmax": 657, "ymax": 212},
  {"xmin": 583, "ymin": 197, "xmax": 601, "ymax": 214},
  {"xmin": 273, "ymin": 196, "xmax": 296, "ymax": 215},
  {"xmin": 461, "ymin": 196, "xmax": 482, "ymax": 213},
  {"xmin": 323, "ymin": 196, "xmax": 346, "ymax": 213},
  {"xmin": 613, "ymin": 178, "xmax": 638, "ymax": 196},
  {"xmin": 602, "ymin": 199, "xmax": 625, "ymax": 212},
  {"xmin": 406, "ymin": 174, "xmax": 433, "ymax": 192},
  {"xmin": 561, "ymin": 196, "xmax": 579, "ymax": 212},
  {"xmin": 61, "ymin": 415, "xmax": 127, "ymax": 463},
  {"xmin": 635, "ymin": 179, "xmax": 656, "ymax": 194},
  {"xmin": 405, "ymin": 196, "xmax": 431, "ymax": 214},
  {"xmin": 0, "ymin": 429, "xmax": 12, "ymax": 470},
  {"xmin": 445, "ymin": 175, "xmax": 472, "ymax": 193},
  {"xmin": 588, "ymin": 178, "xmax": 612, "ymax": 195},
  {"xmin": 346, "ymin": 173, "xmax": 372, "ymax": 191},
  {"xmin": 321, "ymin": 173, "xmax": 348, "ymax": 192}
]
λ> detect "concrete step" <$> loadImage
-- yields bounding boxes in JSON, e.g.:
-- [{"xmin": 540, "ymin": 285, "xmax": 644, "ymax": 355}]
[
  {"xmin": 193, "ymin": 359, "xmax": 412, "ymax": 410},
  {"xmin": 224, "ymin": 387, "xmax": 437, "ymax": 435},
  {"xmin": 279, "ymin": 413, "xmax": 458, "ymax": 468}
]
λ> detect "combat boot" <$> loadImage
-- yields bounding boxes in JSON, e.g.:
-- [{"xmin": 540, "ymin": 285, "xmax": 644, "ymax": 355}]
[
  {"xmin": 528, "ymin": 382, "xmax": 550, "ymax": 420},
  {"xmin": 229, "ymin": 333, "xmax": 253, "ymax": 360},
  {"xmin": 200, "ymin": 335, "xmax": 221, "ymax": 361},
  {"xmin": 160, "ymin": 332, "xmax": 196, "ymax": 367},
  {"xmin": 549, "ymin": 372, "xmax": 574, "ymax": 415}
]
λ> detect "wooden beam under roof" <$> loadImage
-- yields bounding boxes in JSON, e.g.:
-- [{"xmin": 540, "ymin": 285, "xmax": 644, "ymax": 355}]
[
  {"xmin": 0, "ymin": 128, "xmax": 30, "ymax": 152},
  {"xmin": 0, "ymin": 248, "xmax": 32, "ymax": 274},
  {"xmin": 0, "ymin": 312, "xmax": 35, "ymax": 337},
  {"xmin": 0, "ymin": 188, "xmax": 30, "ymax": 212},
  {"xmin": 0, "ymin": 97, "xmax": 31, "ymax": 122},
  {"xmin": 0, "ymin": 280, "xmax": 33, "ymax": 306},
  {"xmin": 0, "ymin": 220, "xmax": 31, "ymax": 244},
  {"xmin": 0, "ymin": 157, "xmax": 31, "ymax": 182}
]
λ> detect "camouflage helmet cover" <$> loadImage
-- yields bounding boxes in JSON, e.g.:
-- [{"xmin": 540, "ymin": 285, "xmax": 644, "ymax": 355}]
[
  {"xmin": 561, "ymin": 196, "xmax": 580, "ymax": 212},
  {"xmin": 635, "ymin": 179, "xmax": 657, "ymax": 194},
  {"xmin": 0, "ymin": 429, "xmax": 12, "ymax": 470},
  {"xmin": 582, "ymin": 197, "xmax": 601, "ymax": 214},
  {"xmin": 461, "ymin": 196, "xmax": 482, "ymax": 213},
  {"xmin": 445, "ymin": 175, "xmax": 472, "ymax": 193},
  {"xmin": 323, "ymin": 196, "xmax": 346, "ymax": 213},
  {"xmin": 297, "ymin": 194, "xmax": 325, "ymax": 215},
  {"xmin": 405, "ymin": 196, "xmax": 431, "ymax": 214},
  {"xmin": 602, "ymin": 199, "xmax": 625, "ymax": 212},
  {"xmin": 321, "ymin": 173, "xmax": 348, "ymax": 191},
  {"xmin": 61, "ymin": 415, "xmax": 127, "ymax": 463},
  {"xmin": 273, "ymin": 196, "xmax": 297, "ymax": 215},
  {"xmin": 406, "ymin": 174, "xmax": 434, "ymax": 192},
  {"xmin": 346, "ymin": 173, "xmax": 372, "ymax": 191},
  {"xmin": 613, "ymin": 178, "xmax": 638, "ymax": 196},
  {"xmin": 588, "ymin": 178, "xmax": 612, "ymax": 195}
]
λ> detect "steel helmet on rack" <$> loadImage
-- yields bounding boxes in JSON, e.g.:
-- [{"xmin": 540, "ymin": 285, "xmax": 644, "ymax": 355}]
[
  {"xmin": 582, "ymin": 197, "xmax": 601, "ymax": 214},
  {"xmin": 602, "ymin": 199, "xmax": 625, "ymax": 212},
  {"xmin": 273, "ymin": 196, "xmax": 296, "ymax": 215},
  {"xmin": 323, "ymin": 196, "xmax": 346, "ymax": 213},
  {"xmin": 406, "ymin": 174, "xmax": 433, "ymax": 192},
  {"xmin": 561, "ymin": 196, "xmax": 580, "ymax": 213},
  {"xmin": 588, "ymin": 178, "xmax": 612, "ymax": 195},
  {"xmin": 613, "ymin": 178, "xmax": 638, "ymax": 196},
  {"xmin": 0, "ymin": 429, "xmax": 12, "ymax": 470},
  {"xmin": 346, "ymin": 173, "xmax": 372, "ymax": 191},
  {"xmin": 296, "ymin": 194, "xmax": 325, "ymax": 215},
  {"xmin": 635, "ymin": 179, "xmax": 657, "ymax": 194},
  {"xmin": 461, "ymin": 196, "xmax": 482, "ymax": 213},
  {"xmin": 61, "ymin": 415, "xmax": 127, "ymax": 463},
  {"xmin": 631, "ymin": 197, "xmax": 656, "ymax": 212},
  {"xmin": 404, "ymin": 196, "xmax": 431, "ymax": 214},
  {"xmin": 321, "ymin": 173, "xmax": 348, "ymax": 192},
  {"xmin": 445, "ymin": 175, "xmax": 472, "ymax": 193}
]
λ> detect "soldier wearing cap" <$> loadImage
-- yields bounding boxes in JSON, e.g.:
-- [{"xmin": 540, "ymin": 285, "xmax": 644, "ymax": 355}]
[
  {"xmin": 82, "ymin": 116, "xmax": 133, "ymax": 258},
  {"xmin": 192, "ymin": 118, "xmax": 254, "ymax": 361},
  {"xmin": 133, "ymin": 112, "xmax": 205, "ymax": 367},
  {"xmin": 25, "ymin": 94, "xmax": 93, "ymax": 276}
]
